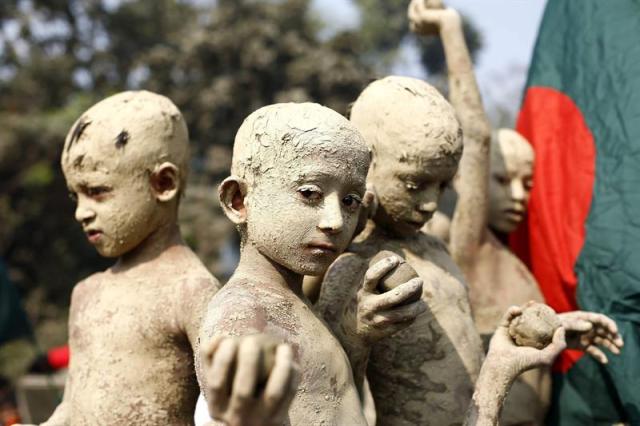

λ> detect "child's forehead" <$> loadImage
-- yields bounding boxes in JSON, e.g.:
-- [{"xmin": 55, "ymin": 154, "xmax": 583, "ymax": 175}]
[
  {"xmin": 293, "ymin": 154, "xmax": 367, "ymax": 181},
  {"xmin": 390, "ymin": 153, "xmax": 458, "ymax": 180},
  {"xmin": 62, "ymin": 146, "xmax": 133, "ymax": 184},
  {"xmin": 247, "ymin": 146, "xmax": 367, "ymax": 194},
  {"xmin": 64, "ymin": 111, "xmax": 153, "ymax": 155},
  {"xmin": 63, "ymin": 160, "xmax": 115, "ymax": 186}
]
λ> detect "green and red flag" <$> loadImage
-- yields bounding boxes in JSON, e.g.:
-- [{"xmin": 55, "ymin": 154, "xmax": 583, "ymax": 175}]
[{"xmin": 510, "ymin": 0, "xmax": 640, "ymax": 423}]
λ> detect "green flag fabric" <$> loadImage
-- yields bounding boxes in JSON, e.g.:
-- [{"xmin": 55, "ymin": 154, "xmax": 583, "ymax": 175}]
[{"xmin": 513, "ymin": 0, "xmax": 640, "ymax": 424}]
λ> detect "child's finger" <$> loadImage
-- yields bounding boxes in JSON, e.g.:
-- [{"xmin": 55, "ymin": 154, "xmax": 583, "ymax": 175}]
[
  {"xmin": 370, "ymin": 299, "xmax": 426, "ymax": 327},
  {"xmin": 593, "ymin": 336, "xmax": 621, "ymax": 355},
  {"xmin": 263, "ymin": 344, "xmax": 295, "ymax": 418},
  {"xmin": 585, "ymin": 345, "xmax": 608, "ymax": 364},
  {"xmin": 201, "ymin": 335, "xmax": 225, "ymax": 366},
  {"xmin": 363, "ymin": 256, "xmax": 400, "ymax": 292},
  {"xmin": 229, "ymin": 338, "xmax": 261, "ymax": 415},
  {"xmin": 207, "ymin": 338, "xmax": 238, "ymax": 416},
  {"xmin": 498, "ymin": 305, "xmax": 523, "ymax": 328},
  {"xmin": 539, "ymin": 327, "xmax": 566, "ymax": 364},
  {"xmin": 567, "ymin": 318, "xmax": 593, "ymax": 333},
  {"xmin": 370, "ymin": 278, "xmax": 423, "ymax": 310}
]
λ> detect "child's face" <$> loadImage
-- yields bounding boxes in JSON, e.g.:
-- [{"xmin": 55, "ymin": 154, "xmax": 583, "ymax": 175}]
[
  {"xmin": 63, "ymin": 157, "xmax": 160, "ymax": 258},
  {"xmin": 488, "ymin": 132, "xmax": 534, "ymax": 234},
  {"xmin": 245, "ymin": 148, "xmax": 368, "ymax": 276},
  {"xmin": 370, "ymin": 145, "xmax": 458, "ymax": 238}
]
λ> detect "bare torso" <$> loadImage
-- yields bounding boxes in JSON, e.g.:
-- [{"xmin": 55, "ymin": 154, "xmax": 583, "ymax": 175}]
[
  {"xmin": 66, "ymin": 247, "xmax": 219, "ymax": 425},
  {"xmin": 351, "ymin": 225, "xmax": 484, "ymax": 426},
  {"xmin": 466, "ymin": 229, "xmax": 549, "ymax": 425},
  {"xmin": 467, "ymin": 230, "xmax": 543, "ymax": 335},
  {"xmin": 199, "ymin": 278, "xmax": 367, "ymax": 426}
]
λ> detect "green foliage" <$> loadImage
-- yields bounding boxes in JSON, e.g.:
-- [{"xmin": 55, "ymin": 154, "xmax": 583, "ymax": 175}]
[
  {"xmin": 0, "ymin": 0, "xmax": 373, "ymax": 345},
  {"xmin": 0, "ymin": 0, "xmax": 484, "ymax": 354}
]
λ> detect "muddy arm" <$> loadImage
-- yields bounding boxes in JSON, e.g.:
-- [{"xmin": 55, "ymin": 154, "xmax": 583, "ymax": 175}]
[
  {"xmin": 464, "ymin": 307, "xmax": 566, "ymax": 426},
  {"xmin": 316, "ymin": 253, "xmax": 425, "ymax": 398},
  {"xmin": 315, "ymin": 253, "xmax": 370, "ymax": 395},
  {"xmin": 409, "ymin": 1, "xmax": 492, "ymax": 272},
  {"xmin": 197, "ymin": 299, "xmax": 297, "ymax": 426},
  {"xmin": 37, "ymin": 285, "xmax": 87, "ymax": 426}
]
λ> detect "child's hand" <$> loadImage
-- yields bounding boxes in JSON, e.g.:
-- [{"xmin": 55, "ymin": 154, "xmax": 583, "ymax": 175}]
[
  {"xmin": 201, "ymin": 334, "xmax": 299, "ymax": 426},
  {"xmin": 559, "ymin": 311, "xmax": 624, "ymax": 364},
  {"xmin": 356, "ymin": 255, "xmax": 426, "ymax": 343},
  {"xmin": 486, "ymin": 306, "xmax": 566, "ymax": 379},
  {"xmin": 408, "ymin": 0, "xmax": 460, "ymax": 36}
]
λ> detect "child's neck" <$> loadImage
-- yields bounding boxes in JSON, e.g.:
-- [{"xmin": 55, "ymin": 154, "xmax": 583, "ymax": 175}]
[
  {"xmin": 234, "ymin": 244, "xmax": 304, "ymax": 298},
  {"xmin": 114, "ymin": 221, "xmax": 184, "ymax": 272},
  {"xmin": 367, "ymin": 219, "xmax": 417, "ymax": 241},
  {"xmin": 489, "ymin": 227, "xmax": 509, "ymax": 246}
]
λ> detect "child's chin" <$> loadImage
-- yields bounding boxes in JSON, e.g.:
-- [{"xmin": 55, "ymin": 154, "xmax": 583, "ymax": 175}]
[
  {"xmin": 292, "ymin": 260, "xmax": 332, "ymax": 277},
  {"xmin": 95, "ymin": 244, "xmax": 126, "ymax": 258}
]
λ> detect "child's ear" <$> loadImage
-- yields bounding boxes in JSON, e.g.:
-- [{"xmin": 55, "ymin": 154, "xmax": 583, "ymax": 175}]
[
  {"xmin": 150, "ymin": 162, "xmax": 180, "ymax": 202},
  {"xmin": 219, "ymin": 175, "xmax": 248, "ymax": 225}
]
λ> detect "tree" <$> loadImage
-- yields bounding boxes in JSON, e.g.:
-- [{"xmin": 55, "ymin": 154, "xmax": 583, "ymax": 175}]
[{"xmin": 0, "ymin": 0, "xmax": 373, "ymax": 352}]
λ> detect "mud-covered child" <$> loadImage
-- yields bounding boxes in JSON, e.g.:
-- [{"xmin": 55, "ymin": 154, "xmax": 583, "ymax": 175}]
[
  {"xmin": 409, "ymin": 4, "xmax": 624, "ymax": 424},
  {"xmin": 38, "ymin": 91, "xmax": 293, "ymax": 425},
  {"xmin": 197, "ymin": 102, "xmax": 427, "ymax": 425}
]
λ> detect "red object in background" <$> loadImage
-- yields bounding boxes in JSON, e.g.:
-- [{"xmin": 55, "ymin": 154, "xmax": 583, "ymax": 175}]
[
  {"xmin": 47, "ymin": 345, "xmax": 69, "ymax": 370},
  {"xmin": 511, "ymin": 87, "xmax": 596, "ymax": 373},
  {"xmin": 4, "ymin": 413, "xmax": 20, "ymax": 426}
]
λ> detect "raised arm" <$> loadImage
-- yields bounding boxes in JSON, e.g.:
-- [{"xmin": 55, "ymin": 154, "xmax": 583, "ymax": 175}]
[{"xmin": 409, "ymin": 1, "xmax": 492, "ymax": 272}]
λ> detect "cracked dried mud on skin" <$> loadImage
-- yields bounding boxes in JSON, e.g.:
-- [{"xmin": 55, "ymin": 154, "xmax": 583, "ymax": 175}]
[
  {"xmin": 349, "ymin": 225, "xmax": 483, "ymax": 426},
  {"xmin": 48, "ymin": 91, "xmax": 221, "ymax": 425},
  {"xmin": 198, "ymin": 103, "xmax": 371, "ymax": 425},
  {"xmin": 339, "ymin": 76, "xmax": 485, "ymax": 426}
]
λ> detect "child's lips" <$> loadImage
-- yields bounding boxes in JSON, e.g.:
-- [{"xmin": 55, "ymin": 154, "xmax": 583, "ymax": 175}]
[
  {"xmin": 306, "ymin": 241, "xmax": 337, "ymax": 254},
  {"xmin": 85, "ymin": 229, "xmax": 103, "ymax": 243},
  {"xmin": 504, "ymin": 208, "xmax": 525, "ymax": 222}
]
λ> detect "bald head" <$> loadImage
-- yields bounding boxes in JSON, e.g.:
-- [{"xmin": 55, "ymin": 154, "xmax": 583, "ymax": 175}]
[
  {"xmin": 491, "ymin": 128, "xmax": 534, "ymax": 168},
  {"xmin": 350, "ymin": 76, "xmax": 463, "ymax": 170},
  {"xmin": 349, "ymin": 76, "xmax": 462, "ymax": 237},
  {"xmin": 232, "ymin": 102, "xmax": 370, "ymax": 187},
  {"xmin": 61, "ymin": 90, "xmax": 189, "ymax": 188}
]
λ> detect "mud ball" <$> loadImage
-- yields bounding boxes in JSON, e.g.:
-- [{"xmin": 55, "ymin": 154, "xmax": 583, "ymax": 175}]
[
  {"xmin": 509, "ymin": 303, "xmax": 561, "ymax": 349},
  {"xmin": 369, "ymin": 250, "xmax": 421, "ymax": 304}
]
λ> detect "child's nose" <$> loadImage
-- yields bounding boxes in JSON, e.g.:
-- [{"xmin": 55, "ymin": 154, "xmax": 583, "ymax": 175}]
[
  {"xmin": 510, "ymin": 180, "xmax": 526, "ymax": 201},
  {"xmin": 318, "ymin": 194, "xmax": 344, "ymax": 234},
  {"xmin": 75, "ymin": 202, "xmax": 96, "ymax": 224},
  {"xmin": 418, "ymin": 201, "xmax": 437, "ymax": 214}
]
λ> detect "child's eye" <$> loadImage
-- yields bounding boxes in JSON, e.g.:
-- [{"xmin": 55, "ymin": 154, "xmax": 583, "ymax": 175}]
[
  {"xmin": 494, "ymin": 175, "xmax": 510, "ymax": 186},
  {"xmin": 342, "ymin": 194, "xmax": 362, "ymax": 211},
  {"xmin": 86, "ymin": 186, "xmax": 111, "ymax": 199},
  {"xmin": 405, "ymin": 181, "xmax": 419, "ymax": 191},
  {"xmin": 524, "ymin": 178, "xmax": 533, "ymax": 190},
  {"xmin": 297, "ymin": 185, "xmax": 322, "ymax": 202}
]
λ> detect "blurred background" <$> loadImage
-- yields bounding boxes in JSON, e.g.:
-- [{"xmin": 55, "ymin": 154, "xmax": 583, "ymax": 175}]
[{"xmin": 0, "ymin": 0, "xmax": 544, "ymax": 422}]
